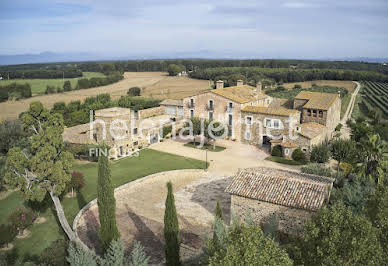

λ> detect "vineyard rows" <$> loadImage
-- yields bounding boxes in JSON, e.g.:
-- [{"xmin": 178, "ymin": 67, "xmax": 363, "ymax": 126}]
[{"xmin": 362, "ymin": 81, "xmax": 388, "ymax": 117}]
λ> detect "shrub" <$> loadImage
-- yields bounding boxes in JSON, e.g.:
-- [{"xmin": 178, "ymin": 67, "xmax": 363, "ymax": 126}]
[
  {"xmin": 162, "ymin": 125, "xmax": 172, "ymax": 138},
  {"xmin": 0, "ymin": 224, "xmax": 17, "ymax": 247},
  {"xmin": 127, "ymin": 87, "xmax": 141, "ymax": 96},
  {"xmin": 292, "ymin": 148, "xmax": 305, "ymax": 162},
  {"xmin": 294, "ymin": 84, "xmax": 302, "ymax": 89},
  {"xmin": 7, "ymin": 208, "xmax": 36, "ymax": 235},
  {"xmin": 310, "ymin": 144, "xmax": 331, "ymax": 163},
  {"xmin": 271, "ymin": 145, "xmax": 282, "ymax": 157},
  {"xmin": 301, "ymin": 163, "xmax": 332, "ymax": 177},
  {"xmin": 40, "ymin": 239, "xmax": 68, "ymax": 266},
  {"xmin": 67, "ymin": 171, "xmax": 85, "ymax": 194},
  {"xmin": 340, "ymin": 162, "xmax": 353, "ymax": 177},
  {"xmin": 335, "ymin": 123, "xmax": 343, "ymax": 131}
]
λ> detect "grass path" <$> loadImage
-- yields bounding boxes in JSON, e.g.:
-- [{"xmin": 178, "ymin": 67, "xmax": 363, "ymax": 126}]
[{"xmin": 0, "ymin": 149, "xmax": 206, "ymax": 258}]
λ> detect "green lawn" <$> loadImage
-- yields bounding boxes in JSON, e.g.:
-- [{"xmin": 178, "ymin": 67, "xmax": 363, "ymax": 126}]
[
  {"xmin": 0, "ymin": 72, "xmax": 105, "ymax": 94},
  {"xmin": 340, "ymin": 93, "xmax": 352, "ymax": 119},
  {"xmin": 183, "ymin": 141, "xmax": 226, "ymax": 152},
  {"xmin": 265, "ymin": 156, "xmax": 306, "ymax": 165},
  {"xmin": 0, "ymin": 149, "xmax": 206, "ymax": 258}
]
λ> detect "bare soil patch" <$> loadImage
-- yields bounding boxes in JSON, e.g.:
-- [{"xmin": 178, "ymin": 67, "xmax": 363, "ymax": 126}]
[
  {"xmin": 34, "ymin": 216, "xmax": 47, "ymax": 225},
  {"xmin": 0, "ymin": 243, "xmax": 14, "ymax": 251},
  {"xmin": 16, "ymin": 229, "xmax": 32, "ymax": 239},
  {"xmin": 283, "ymin": 80, "xmax": 357, "ymax": 92}
]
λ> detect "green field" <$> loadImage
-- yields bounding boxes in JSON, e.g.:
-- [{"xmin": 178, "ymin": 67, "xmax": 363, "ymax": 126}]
[
  {"xmin": 0, "ymin": 149, "xmax": 206, "ymax": 259},
  {"xmin": 0, "ymin": 72, "xmax": 105, "ymax": 94},
  {"xmin": 359, "ymin": 81, "xmax": 388, "ymax": 118}
]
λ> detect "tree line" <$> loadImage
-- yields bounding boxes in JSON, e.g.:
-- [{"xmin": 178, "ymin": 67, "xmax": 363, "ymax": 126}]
[
  {"xmin": 190, "ymin": 67, "xmax": 388, "ymax": 83},
  {"xmin": 0, "ymin": 68, "xmax": 82, "ymax": 79},
  {"xmin": 50, "ymin": 93, "xmax": 161, "ymax": 127},
  {"xmin": 0, "ymin": 82, "xmax": 32, "ymax": 102}
]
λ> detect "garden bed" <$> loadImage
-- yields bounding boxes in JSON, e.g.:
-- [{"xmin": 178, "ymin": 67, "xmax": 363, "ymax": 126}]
[{"xmin": 184, "ymin": 142, "xmax": 226, "ymax": 152}]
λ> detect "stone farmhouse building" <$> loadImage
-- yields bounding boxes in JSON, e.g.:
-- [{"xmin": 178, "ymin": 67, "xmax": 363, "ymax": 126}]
[
  {"xmin": 183, "ymin": 80, "xmax": 341, "ymax": 157},
  {"xmin": 63, "ymin": 106, "xmax": 182, "ymax": 159},
  {"xmin": 225, "ymin": 167, "xmax": 334, "ymax": 235}
]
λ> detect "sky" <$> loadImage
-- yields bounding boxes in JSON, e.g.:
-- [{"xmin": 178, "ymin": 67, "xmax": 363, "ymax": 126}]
[{"xmin": 0, "ymin": 0, "xmax": 388, "ymax": 59}]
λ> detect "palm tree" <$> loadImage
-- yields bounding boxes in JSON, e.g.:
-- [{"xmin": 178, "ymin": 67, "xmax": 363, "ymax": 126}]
[{"xmin": 357, "ymin": 134, "xmax": 387, "ymax": 185}]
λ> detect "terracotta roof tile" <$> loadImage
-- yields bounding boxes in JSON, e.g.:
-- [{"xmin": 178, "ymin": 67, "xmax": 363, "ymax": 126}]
[
  {"xmin": 211, "ymin": 85, "xmax": 269, "ymax": 103},
  {"xmin": 280, "ymin": 141, "xmax": 298, "ymax": 148},
  {"xmin": 225, "ymin": 167, "xmax": 334, "ymax": 211},
  {"xmin": 160, "ymin": 99, "xmax": 183, "ymax": 106},
  {"xmin": 242, "ymin": 106, "xmax": 300, "ymax": 116},
  {"xmin": 299, "ymin": 122, "xmax": 327, "ymax": 139},
  {"xmin": 294, "ymin": 91, "xmax": 339, "ymax": 110}
]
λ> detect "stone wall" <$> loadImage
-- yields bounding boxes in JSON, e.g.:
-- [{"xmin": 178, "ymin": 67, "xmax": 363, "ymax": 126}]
[
  {"xmin": 183, "ymin": 92, "xmax": 244, "ymax": 141},
  {"xmin": 240, "ymin": 111, "xmax": 300, "ymax": 146},
  {"xmin": 139, "ymin": 106, "xmax": 164, "ymax": 119},
  {"xmin": 231, "ymin": 195, "xmax": 313, "ymax": 235}
]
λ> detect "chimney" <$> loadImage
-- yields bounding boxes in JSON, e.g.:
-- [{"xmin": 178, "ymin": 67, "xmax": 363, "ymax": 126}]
[
  {"xmin": 236, "ymin": 80, "xmax": 244, "ymax": 86},
  {"xmin": 256, "ymin": 82, "xmax": 262, "ymax": 94},
  {"xmin": 216, "ymin": 80, "xmax": 224, "ymax": 89}
]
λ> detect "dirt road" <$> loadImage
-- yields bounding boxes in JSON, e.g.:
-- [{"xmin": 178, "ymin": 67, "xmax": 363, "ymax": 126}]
[{"xmin": 340, "ymin": 81, "xmax": 361, "ymax": 138}]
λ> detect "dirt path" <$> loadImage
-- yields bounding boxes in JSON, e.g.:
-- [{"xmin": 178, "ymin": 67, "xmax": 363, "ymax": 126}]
[{"xmin": 340, "ymin": 81, "xmax": 361, "ymax": 138}]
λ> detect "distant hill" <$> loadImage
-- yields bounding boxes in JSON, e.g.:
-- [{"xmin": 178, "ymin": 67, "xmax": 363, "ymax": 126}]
[{"xmin": 0, "ymin": 51, "xmax": 387, "ymax": 66}]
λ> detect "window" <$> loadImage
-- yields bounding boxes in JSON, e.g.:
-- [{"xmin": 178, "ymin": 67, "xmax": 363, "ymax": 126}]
[
  {"xmin": 295, "ymin": 126, "xmax": 301, "ymax": 132},
  {"xmin": 307, "ymin": 109, "xmax": 312, "ymax": 116},
  {"xmin": 302, "ymin": 148, "xmax": 307, "ymax": 152},
  {"xmin": 228, "ymin": 114, "xmax": 233, "ymax": 126},
  {"xmin": 190, "ymin": 98, "xmax": 194, "ymax": 107},
  {"xmin": 258, "ymin": 100, "xmax": 261, "ymax": 105},
  {"xmin": 133, "ymin": 141, "xmax": 138, "ymax": 146},
  {"xmin": 273, "ymin": 120, "xmax": 280, "ymax": 129},
  {"xmin": 284, "ymin": 148, "xmax": 289, "ymax": 155},
  {"xmin": 319, "ymin": 110, "xmax": 323, "ymax": 118},
  {"xmin": 209, "ymin": 100, "xmax": 214, "ymax": 110},
  {"xmin": 265, "ymin": 118, "xmax": 271, "ymax": 128},
  {"xmin": 133, "ymin": 128, "xmax": 138, "ymax": 135},
  {"xmin": 190, "ymin": 109, "xmax": 194, "ymax": 118},
  {"xmin": 264, "ymin": 118, "xmax": 281, "ymax": 129},
  {"xmin": 229, "ymin": 102, "xmax": 233, "ymax": 109},
  {"xmin": 313, "ymin": 110, "xmax": 317, "ymax": 117},
  {"xmin": 245, "ymin": 131, "xmax": 251, "ymax": 140},
  {"xmin": 209, "ymin": 112, "xmax": 213, "ymax": 120},
  {"xmin": 246, "ymin": 116, "xmax": 252, "ymax": 125}
]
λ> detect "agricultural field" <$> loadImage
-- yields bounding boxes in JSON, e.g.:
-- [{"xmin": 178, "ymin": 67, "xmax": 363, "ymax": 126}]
[
  {"xmin": 0, "ymin": 72, "xmax": 209, "ymax": 121},
  {"xmin": 360, "ymin": 81, "xmax": 388, "ymax": 118},
  {"xmin": 0, "ymin": 72, "xmax": 105, "ymax": 95},
  {"xmin": 282, "ymin": 80, "xmax": 357, "ymax": 92}
]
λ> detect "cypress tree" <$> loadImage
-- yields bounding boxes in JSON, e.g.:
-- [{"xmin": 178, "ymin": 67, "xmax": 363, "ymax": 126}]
[
  {"xmin": 215, "ymin": 200, "xmax": 223, "ymax": 221},
  {"xmin": 164, "ymin": 182, "xmax": 180, "ymax": 266},
  {"xmin": 97, "ymin": 147, "xmax": 120, "ymax": 251}
]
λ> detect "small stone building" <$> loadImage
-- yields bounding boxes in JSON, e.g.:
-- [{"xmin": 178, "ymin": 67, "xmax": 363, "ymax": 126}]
[{"xmin": 225, "ymin": 167, "xmax": 334, "ymax": 235}]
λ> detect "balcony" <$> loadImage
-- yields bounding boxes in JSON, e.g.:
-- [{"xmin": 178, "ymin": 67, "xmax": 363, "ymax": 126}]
[
  {"xmin": 187, "ymin": 102, "xmax": 195, "ymax": 109},
  {"xmin": 226, "ymin": 106, "xmax": 234, "ymax": 113},
  {"xmin": 206, "ymin": 104, "xmax": 214, "ymax": 111}
]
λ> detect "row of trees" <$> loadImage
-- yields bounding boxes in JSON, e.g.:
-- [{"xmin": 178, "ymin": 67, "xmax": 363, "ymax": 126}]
[
  {"xmin": 0, "ymin": 82, "xmax": 32, "ymax": 102},
  {"xmin": 190, "ymin": 67, "xmax": 388, "ymax": 83},
  {"xmin": 50, "ymin": 93, "xmax": 161, "ymax": 127},
  {"xmin": 0, "ymin": 68, "xmax": 82, "ymax": 79},
  {"xmin": 76, "ymin": 72, "xmax": 123, "ymax": 90}
]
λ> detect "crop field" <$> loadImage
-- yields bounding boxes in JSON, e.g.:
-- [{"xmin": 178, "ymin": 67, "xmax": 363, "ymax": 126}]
[
  {"xmin": 360, "ymin": 81, "xmax": 388, "ymax": 117},
  {"xmin": 0, "ymin": 72, "xmax": 105, "ymax": 95},
  {"xmin": 0, "ymin": 72, "xmax": 210, "ymax": 121},
  {"xmin": 282, "ymin": 80, "xmax": 357, "ymax": 92}
]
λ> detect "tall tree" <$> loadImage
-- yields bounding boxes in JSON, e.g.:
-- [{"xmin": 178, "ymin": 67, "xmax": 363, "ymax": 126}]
[
  {"xmin": 330, "ymin": 139, "xmax": 355, "ymax": 173},
  {"xmin": 356, "ymin": 134, "xmax": 387, "ymax": 184},
  {"xmin": 292, "ymin": 202, "xmax": 383, "ymax": 265},
  {"xmin": 164, "ymin": 182, "xmax": 180, "ymax": 266},
  {"xmin": 97, "ymin": 146, "xmax": 120, "ymax": 251},
  {"xmin": 4, "ymin": 102, "xmax": 78, "ymax": 242},
  {"xmin": 63, "ymin": 81, "xmax": 72, "ymax": 92}
]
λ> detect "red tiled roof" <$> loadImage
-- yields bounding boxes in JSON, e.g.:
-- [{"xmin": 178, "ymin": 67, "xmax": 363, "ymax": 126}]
[{"xmin": 225, "ymin": 168, "xmax": 334, "ymax": 211}]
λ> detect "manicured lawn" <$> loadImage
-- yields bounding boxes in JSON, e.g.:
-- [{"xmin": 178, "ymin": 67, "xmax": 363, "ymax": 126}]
[
  {"xmin": 0, "ymin": 72, "xmax": 105, "ymax": 94},
  {"xmin": 183, "ymin": 141, "xmax": 226, "ymax": 152},
  {"xmin": 0, "ymin": 149, "xmax": 206, "ymax": 258},
  {"xmin": 265, "ymin": 156, "xmax": 306, "ymax": 165}
]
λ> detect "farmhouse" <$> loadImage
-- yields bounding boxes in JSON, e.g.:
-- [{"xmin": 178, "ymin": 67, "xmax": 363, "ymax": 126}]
[
  {"xmin": 183, "ymin": 80, "xmax": 341, "ymax": 155},
  {"xmin": 225, "ymin": 167, "xmax": 334, "ymax": 235},
  {"xmin": 63, "ymin": 106, "xmax": 183, "ymax": 159}
]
